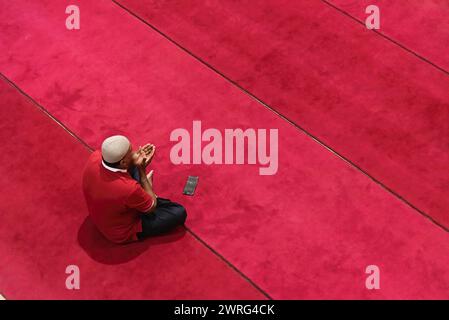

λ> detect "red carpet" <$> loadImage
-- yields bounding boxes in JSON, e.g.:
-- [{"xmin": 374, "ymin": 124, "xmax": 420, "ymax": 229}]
[
  {"xmin": 2, "ymin": 0, "xmax": 449, "ymax": 299},
  {"xmin": 115, "ymin": 0, "xmax": 449, "ymax": 229},
  {"xmin": 0, "ymin": 78, "xmax": 265, "ymax": 299},
  {"xmin": 330, "ymin": 0, "xmax": 449, "ymax": 72}
]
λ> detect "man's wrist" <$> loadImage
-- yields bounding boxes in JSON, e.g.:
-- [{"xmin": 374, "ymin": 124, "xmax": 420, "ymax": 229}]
[
  {"xmin": 137, "ymin": 165, "xmax": 146, "ymax": 174},
  {"xmin": 137, "ymin": 167, "xmax": 148, "ymax": 182}
]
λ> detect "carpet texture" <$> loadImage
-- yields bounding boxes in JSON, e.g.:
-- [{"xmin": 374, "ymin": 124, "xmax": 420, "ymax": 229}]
[
  {"xmin": 115, "ymin": 0, "xmax": 449, "ymax": 229},
  {"xmin": 329, "ymin": 0, "xmax": 449, "ymax": 71},
  {"xmin": 0, "ymin": 78, "xmax": 265, "ymax": 299},
  {"xmin": 1, "ymin": 0, "xmax": 449, "ymax": 299}
]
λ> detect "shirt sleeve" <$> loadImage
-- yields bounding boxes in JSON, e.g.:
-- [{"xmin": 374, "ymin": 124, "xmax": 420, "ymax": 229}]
[{"xmin": 125, "ymin": 183, "xmax": 155, "ymax": 213}]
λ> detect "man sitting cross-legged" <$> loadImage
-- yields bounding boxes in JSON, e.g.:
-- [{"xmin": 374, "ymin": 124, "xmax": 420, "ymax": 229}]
[{"xmin": 82, "ymin": 135, "xmax": 187, "ymax": 244}]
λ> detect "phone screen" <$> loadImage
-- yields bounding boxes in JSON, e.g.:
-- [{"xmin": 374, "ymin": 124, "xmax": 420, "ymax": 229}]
[{"xmin": 183, "ymin": 176, "xmax": 199, "ymax": 196}]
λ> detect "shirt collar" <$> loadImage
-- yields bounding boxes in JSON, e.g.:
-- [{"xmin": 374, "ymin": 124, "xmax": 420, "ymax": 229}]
[{"xmin": 102, "ymin": 160, "xmax": 128, "ymax": 173}]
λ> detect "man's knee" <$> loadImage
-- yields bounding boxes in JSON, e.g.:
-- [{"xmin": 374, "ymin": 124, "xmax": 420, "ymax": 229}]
[{"xmin": 175, "ymin": 206, "xmax": 187, "ymax": 224}]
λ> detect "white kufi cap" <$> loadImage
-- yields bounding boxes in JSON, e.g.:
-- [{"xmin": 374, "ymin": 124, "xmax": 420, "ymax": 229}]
[{"xmin": 101, "ymin": 135, "xmax": 130, "ymax": 163}]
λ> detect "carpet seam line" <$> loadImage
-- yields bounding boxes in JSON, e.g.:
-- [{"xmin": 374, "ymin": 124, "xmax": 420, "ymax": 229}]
[
  {"xmin": 110, "ymin": 1, "xmax": 449, "ymax": 236},
  {"xmin": 0, "ymin": 71, "xmax": 271, "ymax": 300},
  {"xmin": 320, "ymin": 0, "xmax": 449, "ymax": 77}
]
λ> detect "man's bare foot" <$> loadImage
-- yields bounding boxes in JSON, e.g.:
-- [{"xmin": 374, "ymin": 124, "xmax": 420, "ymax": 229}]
[
  {"xmin": 146, "ymin": 170, "xmax": 157, "ymax": 198},
  {"xmin": 146, "ymin": 170, "xmax": 154, "ymax": 184}
]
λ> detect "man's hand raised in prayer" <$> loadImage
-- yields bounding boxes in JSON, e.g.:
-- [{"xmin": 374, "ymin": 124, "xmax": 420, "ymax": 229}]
[
  {"xmin": 133, "ymin": 144, "xmax": 156, "ymax": 169},
  {"xmin": 139, "ymin": 144, "xmax": 156, "ymax": 168}
]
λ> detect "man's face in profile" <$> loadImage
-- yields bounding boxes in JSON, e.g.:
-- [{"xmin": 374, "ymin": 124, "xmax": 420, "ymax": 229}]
[{"xmin": 119, "ymin": 145, "xmax": 135, "ymax": 169}]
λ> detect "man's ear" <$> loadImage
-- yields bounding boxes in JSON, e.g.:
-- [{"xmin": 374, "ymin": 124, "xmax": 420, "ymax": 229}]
[{"xmin": 120, "ymin": 158, "xmax": 128, "ymax": 169}]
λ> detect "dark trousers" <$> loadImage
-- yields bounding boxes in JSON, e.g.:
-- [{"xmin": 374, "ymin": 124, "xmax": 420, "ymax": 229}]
[
  {"xmin": 137, "ymin": 197, "xmax": 187, "ymax": 240},
  {"xmin": 130, "ymin": 166, "xmax": 187, "ymax": 240}
]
